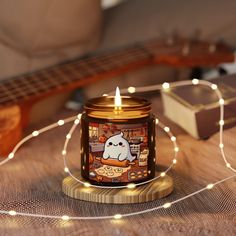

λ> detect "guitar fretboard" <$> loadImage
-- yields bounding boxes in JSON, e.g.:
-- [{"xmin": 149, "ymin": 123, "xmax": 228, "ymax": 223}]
[{"xmin": 0, "ymin": 45, "xmax": 152, "ymax": 106}]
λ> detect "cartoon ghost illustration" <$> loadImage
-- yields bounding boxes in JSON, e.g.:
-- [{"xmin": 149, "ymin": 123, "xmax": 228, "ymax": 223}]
[{"xmin": 103, "ymin": 132, "xmax": 135, "ymax": 162}]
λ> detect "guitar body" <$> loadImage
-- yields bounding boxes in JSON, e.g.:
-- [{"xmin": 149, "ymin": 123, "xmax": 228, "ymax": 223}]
[
  {"xmin": 0, "ymin": 105, "xmax": 22, "ymax": 156},
  {"xmin": 0, "ymin": 38, "xmax": 234, "ymax": 157},
  {"xmin": 0, "ymin": 93, "xmax": 69, "ymax": 157}
]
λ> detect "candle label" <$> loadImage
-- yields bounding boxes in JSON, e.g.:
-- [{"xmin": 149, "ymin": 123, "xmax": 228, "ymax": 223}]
[{"xmin": 88, "ymin": 122, "xmax": 150, "ymax": 183}]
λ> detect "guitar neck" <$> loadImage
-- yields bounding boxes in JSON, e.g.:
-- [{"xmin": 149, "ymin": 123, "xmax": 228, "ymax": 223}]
[
  {"xmin": 0, "ymin": 45, "xmax": 152, "ymax": 107},
  {"xmin": 0, "ymin": 38, "xmax": 234, "ymax": 107}
]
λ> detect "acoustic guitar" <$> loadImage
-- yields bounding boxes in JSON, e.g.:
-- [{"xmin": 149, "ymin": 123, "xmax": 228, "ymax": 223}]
[{"xmin": 0, "ymin": 38, "xmax": 234, "ymax": 157}]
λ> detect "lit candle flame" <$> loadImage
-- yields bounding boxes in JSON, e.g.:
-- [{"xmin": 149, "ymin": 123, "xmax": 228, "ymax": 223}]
[{"xmin": 115, "ymin": 86, "xmax": 122, "ymax": 109}]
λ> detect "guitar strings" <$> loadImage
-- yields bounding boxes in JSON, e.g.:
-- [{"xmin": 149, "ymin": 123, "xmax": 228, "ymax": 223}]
[
  {"xmin": 1, "ymin": 47, "xmax": 145, "ymax": 89},
  {"xmin": 0, "ymin": 79, "xmax": 235, "ymax": 221},
  {"xmin": 0, "ymin": 48, "xmax": 151, "ymax": 103}
]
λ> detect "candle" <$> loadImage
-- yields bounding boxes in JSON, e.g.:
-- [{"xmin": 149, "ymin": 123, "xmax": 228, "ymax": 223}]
[{"xmin": 80, "ymin": 87, "xmax": 156, "ymax": 186}]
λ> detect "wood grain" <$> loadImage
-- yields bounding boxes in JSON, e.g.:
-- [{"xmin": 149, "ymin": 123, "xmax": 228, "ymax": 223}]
[
  {"xmin": 0, "ymin": 105, "xmax": 22, "ymax": 156},
  {"xmin": 62, "ymin": 170, "xmax": 173, "ymax": 204}
]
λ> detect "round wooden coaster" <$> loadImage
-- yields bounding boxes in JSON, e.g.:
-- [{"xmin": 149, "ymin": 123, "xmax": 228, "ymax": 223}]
[{"xmin": 62, "ymin": 170, "xmax": 173, "ymax": 204}]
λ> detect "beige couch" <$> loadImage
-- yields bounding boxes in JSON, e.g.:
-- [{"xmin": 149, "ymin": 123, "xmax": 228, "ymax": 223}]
[{"xmin": 0, "ymin": 0, "xmax": 102, "ymax": 80}]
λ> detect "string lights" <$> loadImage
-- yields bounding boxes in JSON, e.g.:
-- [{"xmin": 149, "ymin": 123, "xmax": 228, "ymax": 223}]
[{"xmin": 0, "ymin": 79, "xmax": 235, "ymax": 221}]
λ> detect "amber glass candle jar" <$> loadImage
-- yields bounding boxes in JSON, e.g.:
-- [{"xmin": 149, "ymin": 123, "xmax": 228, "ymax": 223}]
[{"xmin": 80, "ymin": 93, "xmax": 156, "ymax": 186}]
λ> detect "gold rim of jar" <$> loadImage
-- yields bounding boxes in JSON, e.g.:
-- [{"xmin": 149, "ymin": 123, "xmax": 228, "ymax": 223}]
[{"xmin": 84, "ymin": 96, "xmax": 151, "ymax": 119}]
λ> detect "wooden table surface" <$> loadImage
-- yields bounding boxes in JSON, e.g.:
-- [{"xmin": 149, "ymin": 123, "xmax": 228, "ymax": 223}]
[{"xmin": 0, "ymin": 96, "xmax": 235, "ymax": 236}]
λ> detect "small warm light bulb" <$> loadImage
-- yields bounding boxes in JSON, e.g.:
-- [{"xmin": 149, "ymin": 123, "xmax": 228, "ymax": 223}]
[
  {"xmin": 211, "ymin": 84, "xmax": 218, "ymax": 90},
  {"xmin": 155, "ymin": 118, "xmax": 159, "ymax": 124},
  {"xmin": 128, "ymin": 86, "xmax": 136, "ymax": 94},
  {"xmin": 8, "ymin": 152, "xmax": 14, "ymax": 159},
  {"xmin": 84, "ymin": 182, "xmax": 91, "ymax": 188},
  {"xmin": 115, "ymin": 87, "xmax": 122, "ymax": 109},
  {"xmin": 206, "ymin": 183, "xmax": 214, "ymax": 189},
  {"xmin": 164, "ymin": 127, "xmax": 170, "ymax": 132},
  {"xmin": 74, "ymin": 119, "xmax": 80, "ymax": 125},
  {"xmin": 32, "ymin": 131, "xmax": 39, "ymax": 137},
  {"xmin": 62, "ymin": 215, "xmax": 70, "ymax": 221},
  {"xmin": 66, "ymin": 134, "xmax": 71, "ymax": 139},
  {"xmin": 8, "ymin": 210, "xmax": 17, "ymax": 216},
  {"xmin": 114, "ymin": 214, "xmax": 122, "ymax": 219},
  {"xmin": 64, "ymin": 167, "xmax": 69, "ymax": 173},
  {"xmin": 127, "ymin": 183, "xmax": 136, "ymax": 189},
  {"xmin": 174, "ymin": 147, "xmax": 179, "ymax": 152},
  {"xmin": 219, "ymin": 120, "xmax": 224, "ymax": 126},
  {"xmin": 163, "ymin": 202, "xmax": 172, "ymax": 208},
  {"xmin": 219, "ymin": 143, "xmax": 224, "ymax": 149},
  {"xmin": 219, "ymin": 99, "xmax": 225, "ymax": 105},
  {"xmin": 192, "ymin": 78, "xmax": 199, "ymax": 85},
  {"xmin": 62, "ymin": 150, "xmax": 67, "ymax": 155},
  {"xmin": 173, "ymin": 159, "xmax": 177, "ymax": 164},
  {"xmin": 226, "ymin": 163, "xmax": 231, "ymax": 168},
  {"xmin": 58, "ymin": 120, "xmax": 65, "ymax": 126},
  {"xmin": 171, "ymin": 136, "xmax": 176, "ymax": 142},
  {"xmin": 103, "ymin": 94, "xmax": 108, "ymax": 96},
  {"xmin": 162, "ymin": 82, "xmax": 170, "ymax": 90},
  {"xmin": 160, "ymin": 172, "xmax": 166, "ymax": 177}
]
